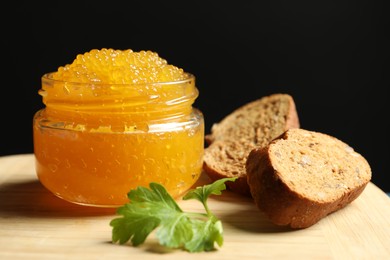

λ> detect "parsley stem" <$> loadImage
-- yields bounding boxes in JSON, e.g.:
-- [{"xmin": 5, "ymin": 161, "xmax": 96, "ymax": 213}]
[
  {"xmin": 185, "ymin": 212, "xmax": 208, "ymax": 220},
  {"xmin": 203, "ymin": 199, "xmax": 212, "ymax": 217}
]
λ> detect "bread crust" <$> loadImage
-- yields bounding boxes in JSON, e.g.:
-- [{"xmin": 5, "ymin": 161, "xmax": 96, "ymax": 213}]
[
  {"xmin": 203, "ymin": 153, "xmax": 253, "ymax": 197},
  {"xmin": 246, "ymin": 129, "xmax": 371, "ymax": 228},
  {"xmin": 203, "ymin": 93, "xmax": 300, "ymax": 196}
]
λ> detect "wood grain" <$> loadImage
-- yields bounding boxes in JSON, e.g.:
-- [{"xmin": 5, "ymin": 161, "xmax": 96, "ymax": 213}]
[{"xmin": 1, "ymin": 154, "xmax": 389, "ymax": 259}]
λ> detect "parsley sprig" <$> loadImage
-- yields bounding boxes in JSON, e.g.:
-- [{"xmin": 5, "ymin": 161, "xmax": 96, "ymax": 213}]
[{"xmin": 110, "ymin": 177, "xmax": 237, "ymax": 252}]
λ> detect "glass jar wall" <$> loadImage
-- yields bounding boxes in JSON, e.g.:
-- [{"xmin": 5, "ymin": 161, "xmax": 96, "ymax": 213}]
[{"xmin": 33, "ymin": 73, "xmax": 204, "ymax": 207}]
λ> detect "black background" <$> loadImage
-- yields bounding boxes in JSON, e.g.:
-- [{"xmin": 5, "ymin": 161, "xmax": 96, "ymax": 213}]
[{"xmin": 1, "ymin": 1, "xmax": 389, "ymax": 192}]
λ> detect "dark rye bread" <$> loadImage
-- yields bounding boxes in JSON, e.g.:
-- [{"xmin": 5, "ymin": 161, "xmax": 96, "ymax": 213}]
[
  {"xmin": 246, "ymin": 128, "xmax": 372, "ymax": 228},
  {"xmin": 203, "ymin": 93, "xmax": 300, "ymax": 196}
]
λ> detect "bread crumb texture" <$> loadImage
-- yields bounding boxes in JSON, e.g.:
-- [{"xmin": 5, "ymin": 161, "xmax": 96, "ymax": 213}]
[
  {"xmin": 203, "ymin": 94, "xmax": 299, "ymax": 196},
  {"xmin": 246, "ymin": 128, "xmax": 372, "ymax": 228},
  {"xmin": 271, "ymin": 129, "xmax": 370, "ymax": 201}
]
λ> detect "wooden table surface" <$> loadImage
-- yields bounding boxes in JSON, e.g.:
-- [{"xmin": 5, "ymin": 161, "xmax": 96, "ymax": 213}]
[{"xmin": 1, "ymin": 154, "xmax": 390, "ymax": 259}]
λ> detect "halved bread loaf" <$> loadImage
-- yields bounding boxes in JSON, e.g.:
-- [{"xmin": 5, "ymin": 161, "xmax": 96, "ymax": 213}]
[
  {"xmin": 203, "ymin": 93, "xmax": 300, "ymax": 196},
  {"xmin": 246, "ymin": 128, "xmax": 372, "ymax": 228}
]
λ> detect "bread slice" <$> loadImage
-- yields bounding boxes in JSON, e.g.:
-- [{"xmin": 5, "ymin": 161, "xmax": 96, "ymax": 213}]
[
  {"xmin": 246, "ymin": 128, "xmax": 372, "ymax": 228},
  {"xmin": 203, "ymin": 93, "xmax": 300, "ymax": 196}
]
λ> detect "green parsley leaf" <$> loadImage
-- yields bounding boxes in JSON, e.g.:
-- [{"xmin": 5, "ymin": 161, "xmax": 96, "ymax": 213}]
[
  {"xmin": 184, "ymin": 218, "xmax": 224, "ymax": 252},
  {"xmin": 110, "ymin": 177, "xmax": 237, "ymax": 252},
  {"xmin": 183, "ymin": 177, "xmax": 237, "ymax": 215}
]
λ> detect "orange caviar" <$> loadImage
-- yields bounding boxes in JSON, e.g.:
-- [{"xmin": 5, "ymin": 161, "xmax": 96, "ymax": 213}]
[{"xmin": 33, "ymin": 49, "xmax": 204, "ymax": 207}]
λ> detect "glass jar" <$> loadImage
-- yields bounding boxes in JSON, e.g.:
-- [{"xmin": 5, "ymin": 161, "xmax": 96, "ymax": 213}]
[{"xmin": 33, "ymin": 73, "xmax": 204, "ymax": 207}]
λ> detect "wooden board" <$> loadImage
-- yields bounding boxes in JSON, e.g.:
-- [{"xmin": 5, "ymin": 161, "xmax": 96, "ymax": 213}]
[{"xmin": 1, "ymin": 154, "xmax": 390, "ymax": 259}]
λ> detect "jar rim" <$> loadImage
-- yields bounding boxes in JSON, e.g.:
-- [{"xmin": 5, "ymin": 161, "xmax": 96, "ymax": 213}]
[
  {"xmin": 42, "ymin": 72, "xmax": 195, "ymax": 87},
  {"xmin": 39, "ymin": 71, "xmax": 198, "ymax": 113}
]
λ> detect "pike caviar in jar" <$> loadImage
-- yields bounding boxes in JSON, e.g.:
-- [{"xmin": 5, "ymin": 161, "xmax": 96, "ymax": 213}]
[{"xmin": 33, "ymin": 49, "xmax": 204, "ymax": 207}]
